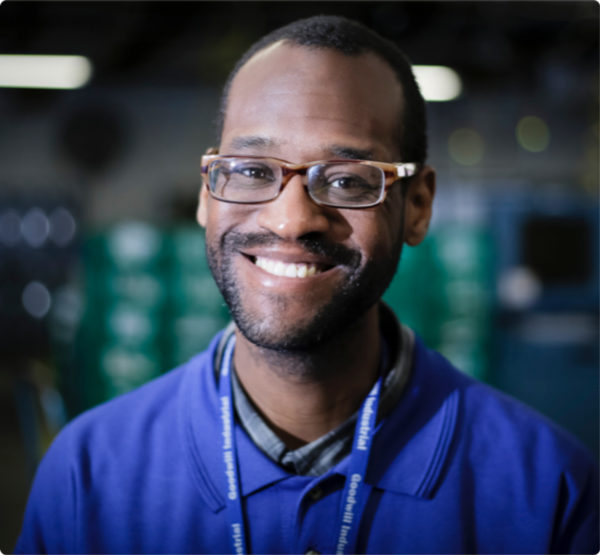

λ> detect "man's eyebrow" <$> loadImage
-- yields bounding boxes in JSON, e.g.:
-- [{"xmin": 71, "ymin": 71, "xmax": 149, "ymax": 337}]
[
  {"xmin": 328, "ymin": 146, "xmax": 375, "ymax": 161},
  {"xmin": 228, "ymin": 136, "xmax": 278, "ymax": 151},
  {"xmin": 226, "ymin": 138, "xmax": 375, "ymax": 161}
]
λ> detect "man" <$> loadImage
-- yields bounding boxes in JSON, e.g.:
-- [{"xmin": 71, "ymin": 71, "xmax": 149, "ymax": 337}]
[{"xmin": 16, "ymin": 15, "xmax": 598, "ymax": 554}]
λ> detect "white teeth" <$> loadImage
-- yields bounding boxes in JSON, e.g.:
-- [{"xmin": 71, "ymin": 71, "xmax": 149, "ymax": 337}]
[
  {"xmin": 254, "ymin": 257, "xmax": 320, "ymax": 278},
  {"xmin": 297, "ymin": 264, "xmax": 307, "ymax": 278},
  {"xmin": 284, "ymin": 264, "xmax": 296, "ymax": 278}
]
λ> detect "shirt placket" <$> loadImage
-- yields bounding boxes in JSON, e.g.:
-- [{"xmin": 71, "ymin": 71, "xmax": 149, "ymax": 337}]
[{"xmin": 292, "ymin": 473, "xmax": 345, "ymax": 555}]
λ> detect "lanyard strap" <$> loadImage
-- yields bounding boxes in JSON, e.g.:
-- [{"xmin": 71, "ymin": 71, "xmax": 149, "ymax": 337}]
[
  {"xmin": 218, "ymin": 333, "xmax": 383, "ymax": 555},
  {"xmin": 334, "ymin": 375, "xmax": 380, "ymax": 554},
  {"xmin": 218, "ymin": 335, "xmax": 247, "ymax": 555}
]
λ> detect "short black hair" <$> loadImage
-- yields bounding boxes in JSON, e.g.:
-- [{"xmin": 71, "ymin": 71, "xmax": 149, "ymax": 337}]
[{"xmin": 216, "ymin": 14, "xmax": 427, "ymax": 164}]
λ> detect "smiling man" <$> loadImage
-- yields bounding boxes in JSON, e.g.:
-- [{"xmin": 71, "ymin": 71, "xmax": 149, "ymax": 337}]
[{"xmin": 16, "ymin": 15, "xmax": 598, "ymax": 555}]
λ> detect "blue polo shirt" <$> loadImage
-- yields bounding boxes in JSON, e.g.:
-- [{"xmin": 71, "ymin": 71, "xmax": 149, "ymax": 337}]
[{"xmin": 16, "ymin": 330, "xmax": 599, "ymax": 553}]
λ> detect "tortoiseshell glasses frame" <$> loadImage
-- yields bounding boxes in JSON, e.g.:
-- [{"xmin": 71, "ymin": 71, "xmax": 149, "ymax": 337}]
[{"xmin": 201, "ymin": 153, "xmax": 420, "ymax": 209}]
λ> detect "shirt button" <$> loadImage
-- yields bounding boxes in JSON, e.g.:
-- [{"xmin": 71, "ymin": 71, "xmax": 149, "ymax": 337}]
[{"xmin": 308, "ymin": 487, "xmax": 323, "ymax": 501}]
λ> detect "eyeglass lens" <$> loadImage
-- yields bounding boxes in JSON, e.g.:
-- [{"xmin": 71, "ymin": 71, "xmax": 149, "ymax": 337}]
[{"xmin": 208, "ymin": 159, "xmax": 385, "ymax": 207}]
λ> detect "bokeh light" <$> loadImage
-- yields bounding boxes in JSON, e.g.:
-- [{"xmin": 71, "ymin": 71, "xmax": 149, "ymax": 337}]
[
  {"xmin": 413, "ymin": 65, "xmax": 462, "ymax": 102},
  {"xmin": 21, "ymin": 208, "xmax": 50, "ymax": 248},
  {"xmin": 448, "ymin": 128, "xmax": 485, "ymax": 166},
  {"xmin": 49, "ymin": 207, "xmax": 77, "ymax": 247},
  {"xmin": 22, "ymin": 281, "xmax": 52, "ymax": 319},
  {"xmin": 516, "ymin": 116, "xmax": 551, "ymax": 153}
]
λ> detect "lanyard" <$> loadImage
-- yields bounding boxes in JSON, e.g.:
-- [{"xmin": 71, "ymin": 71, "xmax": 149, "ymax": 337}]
[
  {"xmin": 218, "ymin": 333, "xmax": 383, "ymax": 555},
  {"xmin": 334, "ymin": 374, "xmax": 380, "ymax": 554},
  {"xmin": 218, "ymin": 335, "xmax": 247, "ymax": 554}
]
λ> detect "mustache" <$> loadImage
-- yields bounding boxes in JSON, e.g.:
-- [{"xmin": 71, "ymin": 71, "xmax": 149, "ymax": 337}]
[{"xmin": 223, "ymin": 231, "xmax": 361, "ymax": 267}]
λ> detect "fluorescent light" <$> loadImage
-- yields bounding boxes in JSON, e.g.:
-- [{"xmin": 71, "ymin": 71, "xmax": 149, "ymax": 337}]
[
  {"xmin": 0, "ymin": 54, "xmax": 92, "ymax": 89},
  {"xmin": 413, "ymin": 65, "xmax": 462, "ymax": 102}
]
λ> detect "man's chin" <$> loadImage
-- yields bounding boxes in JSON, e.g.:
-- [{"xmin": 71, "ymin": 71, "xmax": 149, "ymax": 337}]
[{"xmin": 230, "ymin": 306, "xmax": 335, "ymax": 352}]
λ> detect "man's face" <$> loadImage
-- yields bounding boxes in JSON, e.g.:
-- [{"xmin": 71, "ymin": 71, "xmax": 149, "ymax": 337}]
[{"xmin": 198, "ymin": 42, "xmax": 433, "ymax": 351}]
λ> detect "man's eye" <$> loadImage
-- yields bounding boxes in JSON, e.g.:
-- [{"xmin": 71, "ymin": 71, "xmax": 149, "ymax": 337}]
[
  {"xmin": 327, "ymin": 175, "xmax": 369, "ymax": 190},
  {"xmin": 235, "ymin": 165, "xmax": 273, "ymax": 180}
]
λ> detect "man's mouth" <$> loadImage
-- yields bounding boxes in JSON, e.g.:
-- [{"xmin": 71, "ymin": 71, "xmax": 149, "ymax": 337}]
[{"xmin": 253, "ymin": 256, "xmax": 328, "ymax": 279}]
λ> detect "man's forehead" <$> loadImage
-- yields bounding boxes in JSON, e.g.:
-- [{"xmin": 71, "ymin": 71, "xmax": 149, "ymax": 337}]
[{"xmin": 222, "ymin": 41, "xmax": 404, "ymax": 160}]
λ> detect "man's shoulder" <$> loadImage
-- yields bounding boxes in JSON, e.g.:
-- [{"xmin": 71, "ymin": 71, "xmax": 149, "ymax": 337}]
[
  {"xmin": 15, "ymin": 331, "xmax": 227, "ymax": 555},
  {"xmin": 375, "ymin": 332, "xmax": 598, "ymax": 554}
]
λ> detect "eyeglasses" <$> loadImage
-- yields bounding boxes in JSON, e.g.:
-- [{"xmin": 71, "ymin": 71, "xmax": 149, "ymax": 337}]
[{"xmin": 201, "ymin": 154, "xmax": 419, "ymax": 209}]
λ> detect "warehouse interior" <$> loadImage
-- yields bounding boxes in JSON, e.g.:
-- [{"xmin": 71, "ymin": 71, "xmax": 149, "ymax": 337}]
[{"xmin": 0, "ymin": 1, "xmax": 598, "ymax": 550}]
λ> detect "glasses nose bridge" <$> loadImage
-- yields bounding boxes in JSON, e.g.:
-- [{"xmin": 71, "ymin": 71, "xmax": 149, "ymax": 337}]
[{"xmin": 279, "ymin": 164, "xmax": 310, "ymax": 191}]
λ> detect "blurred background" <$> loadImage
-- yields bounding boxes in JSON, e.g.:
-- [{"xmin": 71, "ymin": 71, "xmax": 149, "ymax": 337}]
[{"xmin": 0, "ymin": 1, "xmax": 598, "ymax": 550}]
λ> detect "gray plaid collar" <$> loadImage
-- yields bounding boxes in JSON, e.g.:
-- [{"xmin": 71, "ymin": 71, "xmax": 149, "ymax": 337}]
[{"xmin": 215, "ymin": 304, "xmax": 414, "ymax": 476}]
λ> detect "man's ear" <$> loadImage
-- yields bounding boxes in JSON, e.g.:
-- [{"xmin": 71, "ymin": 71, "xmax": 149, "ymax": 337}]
[
  {"xmin": 197, "ymin": 182, "xmax": 210, "ymax": 228},
  {"xmin": 403, "ymin": 165, "xmax": 436, "ymax": 246},
  {"xmin": 198, "ymin": 146, "xmax": 219, "ymax": 228}
]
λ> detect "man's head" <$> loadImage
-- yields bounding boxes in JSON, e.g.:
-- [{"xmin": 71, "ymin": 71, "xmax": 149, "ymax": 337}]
[
  {"xmin": 198, "ymin": 15, "xmax": 435, "ymax": 354},
  {"xmin": 216, "ymin": 15, "xmax": 427, "ymax": 165}
]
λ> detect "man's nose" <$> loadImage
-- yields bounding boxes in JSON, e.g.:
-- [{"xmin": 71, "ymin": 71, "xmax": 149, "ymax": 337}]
[{"xmin": 256, "ymin": 175, "xmax": 331, "ymax": 239}]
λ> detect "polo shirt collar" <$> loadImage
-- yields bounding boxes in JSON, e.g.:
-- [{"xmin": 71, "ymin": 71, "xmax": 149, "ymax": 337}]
[
  {"xmin": 181, "ymin": 325, "xmax": 460, "ymax": 512},
  {"xmin": 181, "ymin": 333, "xmax": 293, "ymax": 513},
  {"xmin": 321, "ymin": 335, "xmax": 459, "ymax": 499}
]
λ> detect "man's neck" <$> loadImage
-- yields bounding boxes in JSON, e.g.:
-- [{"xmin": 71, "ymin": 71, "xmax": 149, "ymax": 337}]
[{"xmin": 232, "ymin": 305, "xmax": 382, "ymax": 450}]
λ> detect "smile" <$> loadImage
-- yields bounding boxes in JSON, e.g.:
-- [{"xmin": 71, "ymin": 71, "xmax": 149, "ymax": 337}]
[{"xmin": 254, "ymin": 256, "xmax": 324, "ymax": 278}]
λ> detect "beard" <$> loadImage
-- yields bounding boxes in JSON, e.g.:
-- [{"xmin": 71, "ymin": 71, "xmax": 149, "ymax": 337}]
[{"xmin": 205, "ymin": 229, "xmax": 403, "ymax": 353}]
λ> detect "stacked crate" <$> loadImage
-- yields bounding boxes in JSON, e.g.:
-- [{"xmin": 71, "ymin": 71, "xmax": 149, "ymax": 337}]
[
  {"xmin": 166, "ymin": 225, "xmax": 230, "ymax": 369},
  {"xmin": 385, "ymin": 223, "xmax": 493, "ymax": 381},
  {"xmin": 75, "ymin": 222, "xmax": 229, "ymax": 411},
  {"xmin": 82, "ymin": 222, "xmax": 168, "ymax": 405}
]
